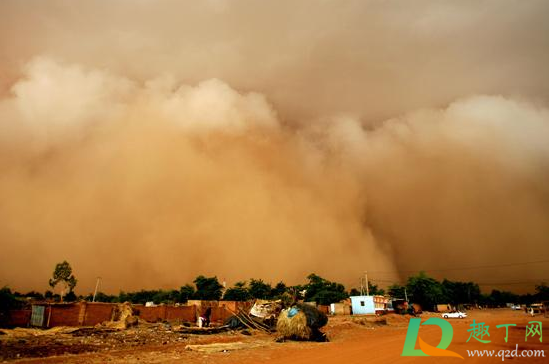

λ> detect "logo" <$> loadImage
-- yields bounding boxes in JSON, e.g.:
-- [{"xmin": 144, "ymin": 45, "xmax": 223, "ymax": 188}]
[{"xmin": 402, "ymin": 318, "xmax": 463, "ymax": 359}]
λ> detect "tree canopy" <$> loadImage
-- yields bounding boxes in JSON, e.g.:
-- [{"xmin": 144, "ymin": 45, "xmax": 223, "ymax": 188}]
[
  {"xmin": 248, "ymin": 279, "xmax": 272, "ymax": 299},
  {"xmin": 406, "ymin": 272, "xmax": 444, "ymax": 310},
  {"xmin": 193, "ymin": 275, "xmax": 223, "ymax": 300},
  {"xmin": 442, "ymin": 279, "xmax": 480, "ymax": 305},
  {"xmin": 49, "ymin": 261, "xmax": 77, "ymax": 300},
  {"xmin": 387, "ymin": 284, "xmax": 407, "ymax": 299},
  {"xmin": 179, "ymin": 284, "xmax": 195, "ymax": 303},
  {"xmin": 0, "ymin": 287, "xmax": 23, "ymax": 312},
  {"xmin": 304, "ymin": 273, "xmax": 348, "ymax": 305},
  {"xmin": 223, "ymin": 281, "xmax": 251, "ymax": 301}
]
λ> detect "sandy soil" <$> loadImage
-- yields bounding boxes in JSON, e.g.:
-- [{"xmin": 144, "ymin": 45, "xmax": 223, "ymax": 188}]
[{"xmin": 2, "ymin": 309, "xmax": 547, "ymax": 363}]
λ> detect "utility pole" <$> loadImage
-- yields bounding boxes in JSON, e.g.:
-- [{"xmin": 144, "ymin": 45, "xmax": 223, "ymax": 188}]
[
  {"xmin": 92, "ymin": 277, "xmax": 101, "ymax": 302},
  {"xmin": 365, "ymin": 271, "xmax": 369, "ymax": 296}
]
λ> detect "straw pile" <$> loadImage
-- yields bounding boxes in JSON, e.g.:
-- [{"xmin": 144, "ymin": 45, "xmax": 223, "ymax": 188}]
[
  {"xmin": 276, "ymin": 304, "xmax": 327, "ymax": 341},
  {"xmin": 277, "ymin": 309, "xmax": 311, "ymax": 340},
  {"xmin": 107, "ymin": 302, "xmax": 138, "ymax": 329}
]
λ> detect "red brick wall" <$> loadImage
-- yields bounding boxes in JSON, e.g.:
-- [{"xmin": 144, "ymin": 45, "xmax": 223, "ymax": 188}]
[
  {"xmin": 82, "ymin": 303, "xmax": 115, "ymax": 326},
  {"xmin": 135, "ymin": 305, "xmax": 196, "ymax": 323},
  {"xmin": 134, "ymin": 305, "xmax": 165, "ymax": 322},
  {"xmin": 6, "ymin": 310, "xmax": 31, "ymax": 327},
  {"xmin": 210, "ymin": 306, "xmax": 231, "ymax": 324},
  {"xmin": 36, "ymin": 303, "xmax": 195, "ymax": 327},
  {"xmin": 47, "ymin": 304, "xmax": 81, "ymax": 327},
  {"xmin": 165, "ymin": 306, "xmax": 196, "ymax": 322}
]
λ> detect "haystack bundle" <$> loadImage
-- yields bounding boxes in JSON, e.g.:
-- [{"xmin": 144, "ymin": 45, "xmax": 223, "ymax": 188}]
[
  {"xmin": 276, "ymin": 303, "xmax": 328, "ymax": 341},
  {"xmin": 107, "ymin": 302, "xmax": 138, "ymax": 329}
]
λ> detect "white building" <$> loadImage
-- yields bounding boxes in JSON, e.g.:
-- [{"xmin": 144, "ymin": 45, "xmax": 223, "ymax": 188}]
[{"xmin": 350, "ymin": 295, "xmax": 375, "ymax": 315}]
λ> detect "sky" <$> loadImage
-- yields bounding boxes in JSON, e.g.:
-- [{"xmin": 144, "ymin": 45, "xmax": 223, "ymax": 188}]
[{"xmin": 0, "ymin": 0, "xmax": 548, "ymax": 294}]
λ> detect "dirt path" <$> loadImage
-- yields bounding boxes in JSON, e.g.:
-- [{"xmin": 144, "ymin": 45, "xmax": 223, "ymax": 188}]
[{"xmin": 7, "ymin": 310, "xmax": 548, "ymax": 364}]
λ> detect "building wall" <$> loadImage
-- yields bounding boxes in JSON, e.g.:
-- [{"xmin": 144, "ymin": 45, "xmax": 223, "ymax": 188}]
[
  {"xmin": 210, "ymin": 306, "xmax": 231, "ymax": 323},
  {"xmin": 165, "ymin": 305, "xmax": 196, "ymax": 323},
  {"xmin": 46, "ymin": 304, "xmax": 81, "ymax": 327},
  {"xmin": 81, "ymin": 303, "xmax": 115, "ymax": 326},
  {"xmin": 134, "ymin": 305, "xmax": 166, "ymax": 322},
  {"xmin": 135, "ymin": 304, "xmax": 196, "ymax": 323},
  {"xmin": 350, "ymin": 296, "xmax": 375, "ymax": 315},
  {"xmin": 437, "ymin": 304, "xmax": 450, "ymax": 312},
  {"xmin": 188, "ymin": 300, "xmax": 248, "ymax": 324},
  {"xmin": 218, "ymin": 301, "xmax": 252, "ymax": 314},
  {"xmin": 8, "ymin": 302, "xmax": 215, "ymax": 328},
  {"xmin": 330, "ymin": 303, "xmax": 351, "ymax": 315},
  {"xmin": 4, "ymin": 310, "xmax": 31, "ymax": 327}
]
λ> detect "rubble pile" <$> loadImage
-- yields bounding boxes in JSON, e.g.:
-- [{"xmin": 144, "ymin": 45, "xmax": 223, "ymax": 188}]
[{"xmin": 0, "ymin": 324, "xmax": 191, "ymax": 360}]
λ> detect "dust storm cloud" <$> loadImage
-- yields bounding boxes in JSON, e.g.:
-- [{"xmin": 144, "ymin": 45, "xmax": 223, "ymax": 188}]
[{"xmin": 0, "ymin": 0, "xmax": 548, "ymax": 293}]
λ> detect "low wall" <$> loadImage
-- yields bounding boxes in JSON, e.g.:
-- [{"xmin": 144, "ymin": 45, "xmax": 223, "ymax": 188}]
[
  {"xmin": 134, "ymin": 304, "xmax": 196, "ymax": 323},
  {"xmin": 2, "ymin": 310, "xmax": 31, "ymax": 327},
  {"xmin": 210, "ymin": 306, "xmax": 232, "ymax": 324},
  {"xmin": 4, "ymin": 302, "xmax": 227, "ymax": 328},
  {"xmin": 46, "ymin": 304, "xmax": 81, "ymax": 327},
  {"xmin": 81, "ymin": 303, "xmax": 115, "ymax": 326}
]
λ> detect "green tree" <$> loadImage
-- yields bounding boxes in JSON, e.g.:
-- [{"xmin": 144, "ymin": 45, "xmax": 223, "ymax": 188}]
[
  {"xmin": 483, "ymin": 289, "xmax": 519, "ymax": 307},
  {"xmin": 0, "ymin": 287, "xmax": 23, "ymax": 326},
  {"xmin": 193, "ymin": 275, "xmax": 223, "ymax": 300},
  {"xmin": 85, "ymin": 292, "xmax": 117, "ymax": 303},
  {"xmin": 304, "ymin": 273, "xmax": 348, "ymax": 305},
  {"xmin": 179, "ymin": 284, "xmax": 196, "ymax": 303},
  {"xmin": 49, "ymin": 261, "xmax": 77, "ymax": 301},
  {"xmin": 368, "ymin": 282, "xmax": 385, "ymax": 296},
  {"xmin": 22, "ymin": 291, "xmax": 45, "ymax": 301},
  {"xmin": 406, "ymin": 272, "xmax": 443, "ymax": 310},
  {"xmin": 248, "ymin": 279, "xmax": 272, "ymax": 299},
  {"xmin": 387, "ymin": 284, "xmax": 406, "ymax": 299},
  {"xmin": 519, "ymin": 293, "xmax": 534, "ymax": 306},
  {"xmin": 223, "ymin": 281, "xmax": 251, "ymax": 301},
  {"xmin": 441, "ymin": 279, "xmax": 480, "ymax": 305},
  {"xmin": 349, "ymin": 288, "xmax": 361, "ymax": 296},
  {"xmin": 0, "ymin": 287, "xmax": 22, "ymax": 312},
  {"xmin": 152, "ymin": 289, "xmax": 180, "ymax": 304},
  {"xmin": 535, "ymin": 283, "xmax": 549, "ymax": 301},
  {"xmin": 349, "ymin": 283, "xmax": 384, "ymax": 296},
  {"xmin": 270, "ymin": 281, "xmax": 287, "ymax": 298},
  {"xmin": 64, "ymin": 291, "xmax": 78, "ymax": 302}
]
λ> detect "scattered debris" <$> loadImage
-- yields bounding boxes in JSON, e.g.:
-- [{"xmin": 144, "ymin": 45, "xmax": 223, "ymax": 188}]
[
  {"xmin": 224, "ymin": 309, "xmax": 274, "ymax": 333},
  {"xmin": 0, "ymin": 323, "xmax": 192, "ymax": 361},
  {"xmin": 185, "ymin": 341, "xmax": 265, "ymax": 353},
  {"xmin": 249, "ymin": 300, "xmax": 282, "ymax": 322},
  {"xmin": 173, "ymin": 325, "xmax": 231, "ymax": 335}
]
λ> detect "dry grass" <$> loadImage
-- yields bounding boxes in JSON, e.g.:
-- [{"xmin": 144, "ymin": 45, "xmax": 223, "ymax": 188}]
[{"xmin": 276, "ymin": 309, "xmax": 312, "ymax": 340}]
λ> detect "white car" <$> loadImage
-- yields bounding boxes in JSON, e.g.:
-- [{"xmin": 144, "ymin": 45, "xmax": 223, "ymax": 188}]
[{"xmin": 442, "ymin": 311, "xmax": 467, "ymax": 319}]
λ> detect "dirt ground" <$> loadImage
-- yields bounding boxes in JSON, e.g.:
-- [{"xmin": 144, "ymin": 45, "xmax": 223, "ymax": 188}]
[{"xmin": 1, "ymin": 309, "xmax": 547, "ymax": 363}]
